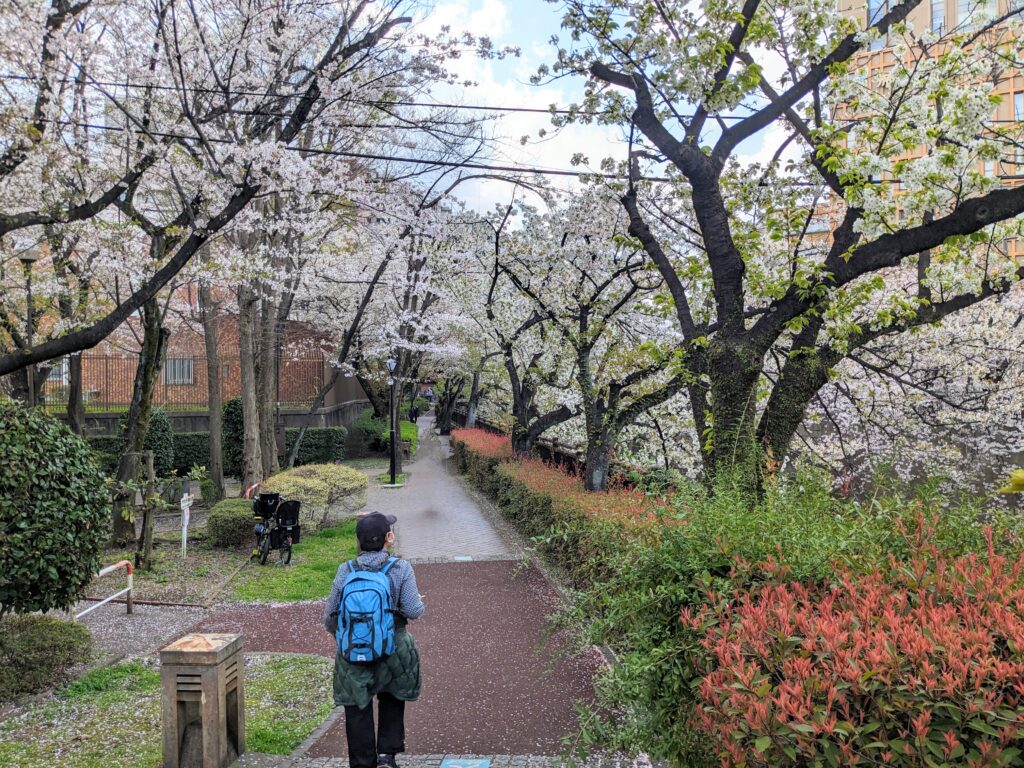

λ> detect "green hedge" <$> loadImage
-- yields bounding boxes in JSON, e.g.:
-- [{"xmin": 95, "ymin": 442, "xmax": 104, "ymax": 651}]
[
  {"xmin": 0, "ymin": 614, "xmax": 92, "ymax": 703},
  {"xmin": 207, "ymin": 498, "xmax": 254, "ymax": 548},
  {"xmin": 172, "ymin": 432, "xmax": 210, "ymax": 475},
  {"xmin": 85, "ymin": 409, "xmax": 176, "ymax": 476},
  {"xmin": 285, "ymin": 426, "xmax": 346, "ymax": 465}
]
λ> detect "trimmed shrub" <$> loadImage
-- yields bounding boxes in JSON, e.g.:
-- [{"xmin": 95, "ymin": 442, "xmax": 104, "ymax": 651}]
[
  {"xmin": 207, "ymin": 498, "xmax": 254, "ymax": 548},
  {"xmin": 263, "ymin": 463, "xmax": 368, "ymax": 527},
  {"xmin": 172, "ymin": 432, "xmax": 210, "ymax": 475},
  {"xmin": 87, "ymin": 434, "xmax": 122, "ymax": 454},
  {"xmin": 0, "ymin": 404, "xmax": 109, "ymax": 616},
  {"xmin": 200, "ymin": 477, "xmax": 217, "ymax": 502},
  {"xmin": 450, "ymin": 427, "xmax": 513, "ymax": 486},
  {"xmin": 92, "ymin": 450, "xmax": 120, "ymax": 477},
  {"xmin": 222, "ymin": 397, "xmax": 244, "ymax": 477},
  {"xmin": 0, "ymin": 614, "xmax": 92, "ymax": 702},
  {"xmin": 284, "ymin": 426, "xmax": 346, "ymax": 465},
  {"xmin": 686, "ymin": 525, "xmax": 1024, "ymax": 767},
  {"xmin": 117, "ymin": 408, "xmax": 174, "ymax": 476}
]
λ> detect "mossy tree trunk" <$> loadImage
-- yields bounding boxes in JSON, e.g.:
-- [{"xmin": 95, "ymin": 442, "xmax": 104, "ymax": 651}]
[{"xmin": 112, "ymin": 297, "xmax": 168, "ymax": 545}]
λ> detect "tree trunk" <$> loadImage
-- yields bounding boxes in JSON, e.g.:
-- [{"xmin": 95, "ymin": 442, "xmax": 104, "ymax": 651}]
[
  {"xmin": 465, "ymin": 369, "xmax": 481, "ymax": 428},
  {"xmin": 435, "ymin": 377, "xmax": 464, "ymax": 435},
  {"xmin": 356, "ymin": 370, "xmax": 389, "ymax": 417},
  {"xmin": 584, "ymin": 435, "xmax": 614, "ymax": 492},
  {"xmin": 66, "ymin": 353, "xmax": 84, "ymax": 434},
  {"xmin": 134, "ymin": 451, "xmax": 157, "ymax": 571},
  {"xmin": 257, "ymin": 297, "xmax": 279, "ymax": 477},
  {"xmin": 111, "ymin": 299, "xmax": 168, "ymax": 545},
  {"xmin": 199, "ymin": 285, "xmax": 225, "ymax": 500},
  {"xmin": 706, "ymin": 339, "xmax": 763, "ymax": 486},
  {"xmin": 237, "ymin": 284, "xmax": 263, "ymax": 490}
]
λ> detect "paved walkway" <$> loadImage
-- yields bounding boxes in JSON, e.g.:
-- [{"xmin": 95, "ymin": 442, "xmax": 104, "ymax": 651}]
[
  {"xmin": 195, "ymin": 417, "xmax": 603, "ymax": 762},
  {"xmin": 372, "ymin": 420, "xmax": 514, "ymax": 562}
]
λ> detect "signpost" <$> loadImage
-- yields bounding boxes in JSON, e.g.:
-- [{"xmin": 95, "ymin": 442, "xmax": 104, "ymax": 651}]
[{"xmin": 181, "ymin": 491, "xmax": 193, "ymax": 559}]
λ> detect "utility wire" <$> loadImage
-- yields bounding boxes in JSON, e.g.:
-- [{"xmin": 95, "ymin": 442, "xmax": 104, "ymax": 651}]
[
  {"xmin": 40, "ymin": 118, "xmax": 674, "ymax": 180},
  {"xmin": 0, "ymin": 71, "xmax": 750, "ymax": 121}
]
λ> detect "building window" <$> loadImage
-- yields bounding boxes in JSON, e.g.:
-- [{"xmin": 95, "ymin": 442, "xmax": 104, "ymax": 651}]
[
  {"xmin": 222, "ymin": 363, "xmax": 230, "ymax": 379},
  {"xmin": 46, "ymin": 358, "xmax": 68, "ymax": 384},
  {"xmin": 957, "ymin": 0, "xmax": 971, "ymax": 24},
  {"xmin": 931, "ymin": 0, "xmax": 944, "ymax": 30},
  {"xmin": 164, "ymin": 357, "xmax": 194, "ymax": 385},
  {"xmin": 984, "ymin": 159, "xmax": 995, "ymax": 176},
  {"xmin": 868, "ymin": 0, "xmax": 888, "ymax": 49},
  {"xmin": 1015, "ymin": 93, "xmax": 1024, "ymax": 121}
]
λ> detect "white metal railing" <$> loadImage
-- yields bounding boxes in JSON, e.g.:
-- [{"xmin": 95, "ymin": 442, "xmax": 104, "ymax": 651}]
[{"xmin": 75, "ymin": 560, "xmax": 133, "ymax": 619}]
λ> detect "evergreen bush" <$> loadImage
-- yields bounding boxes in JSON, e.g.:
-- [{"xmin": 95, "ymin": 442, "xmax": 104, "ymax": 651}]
[
  {"xmin": 114, "ymin": 408, "xmax": 175, "ymax": 476},
  {"xmin": 284, "ymin": 426, "xmax": 346, "ymax": 465},
  {"xmin": 0, "ymin": 404, "xmax": 109, "ymax": 617},
  {"xmin": 172, "ymin": 432, "xmax": 210, "ymax": 475},
  {"xmin": 207, "ymin": 498, "xmax": 254, "ymax": 548},
  {"xmin": 0, "ymin": 614, "xmax": 92, "ymax": 702}
]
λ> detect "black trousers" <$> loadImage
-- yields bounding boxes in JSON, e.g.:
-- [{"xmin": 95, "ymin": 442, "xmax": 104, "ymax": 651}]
[{"xmin": 344, "ymin": 692, "xmax": 406, "ymax": 768}]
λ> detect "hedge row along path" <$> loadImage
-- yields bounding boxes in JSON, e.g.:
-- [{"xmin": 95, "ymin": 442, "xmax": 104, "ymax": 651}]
[{"xmin": 195, "ymin": 415, "xmax": 605, "ymax": 761}]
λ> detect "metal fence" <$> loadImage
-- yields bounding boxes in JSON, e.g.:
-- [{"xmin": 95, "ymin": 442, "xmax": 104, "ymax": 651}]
[{"xmin": 38, "ymin": 351, "xmax": 326, "ymax": 412}]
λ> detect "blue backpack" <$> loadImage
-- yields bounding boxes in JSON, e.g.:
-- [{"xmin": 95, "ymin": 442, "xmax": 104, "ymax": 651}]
[{"xmin": 336, "ymin": 558, "xmax": 397, "ymax": 664}]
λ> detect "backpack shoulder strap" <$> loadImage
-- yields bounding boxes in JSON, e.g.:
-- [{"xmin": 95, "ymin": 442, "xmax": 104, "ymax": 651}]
[
  {"xmin": 347, "ymin": 559, "xmax": 359, "ymax": 573},
  {"xmin": 380, "ymin": 556, "xmax": 398, "ymax": 575}
]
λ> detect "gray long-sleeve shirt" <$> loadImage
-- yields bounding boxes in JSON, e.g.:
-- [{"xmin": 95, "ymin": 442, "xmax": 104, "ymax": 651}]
[{"xmin": 323, "ymin": 549, "xmax": 425, "ymax": 635}]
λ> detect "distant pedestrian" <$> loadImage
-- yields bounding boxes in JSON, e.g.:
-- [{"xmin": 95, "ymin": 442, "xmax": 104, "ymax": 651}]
[
  {"xmin": 325, "ymin": 512, "xmax": 425, "ymax": 768},
  {"xmin": 408, "ymin": 404, "xmax": 419, "ymax": 423},
  {"xmin": 424, "ymin": 387, "xmax": 434, "ymax": 405}
]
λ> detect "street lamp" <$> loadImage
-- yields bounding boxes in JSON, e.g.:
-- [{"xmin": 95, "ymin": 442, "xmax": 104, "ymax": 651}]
[
  {"xmin": 18, "ymin": 245, "xmax": 41, "ymax": 408},
  {"xmin": 385, "ymin": 357, "xmax": 398, "ymax": 485}
]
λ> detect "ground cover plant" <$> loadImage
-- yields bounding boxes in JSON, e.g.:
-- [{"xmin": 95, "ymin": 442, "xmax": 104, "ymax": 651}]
[
  {"xmin": 0, "ymin": 615, "xmax": 92, "ymax": 703},
  {"xmin": 92, "ymin": 530, "xmax": 248, "ymax": 604},
  {"xmin": 449, "ymin": 430, "xmax": 1024, "ymax": 768},
  {"xmin": 0, "ymin": 654, "xmax": 333, "ymax": 767},
  {"xmin": 230, "ymin": 519, "xmax": 358, "ymax": 602}
]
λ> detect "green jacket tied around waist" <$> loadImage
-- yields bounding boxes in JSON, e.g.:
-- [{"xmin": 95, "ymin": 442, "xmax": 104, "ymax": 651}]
[{"xmin": 332, "ymin": 628, "xmax": 421, "ymax": 709}]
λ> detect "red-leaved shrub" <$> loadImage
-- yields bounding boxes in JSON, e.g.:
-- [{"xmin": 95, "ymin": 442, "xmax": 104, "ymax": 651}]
[
  {"xmin": 450, "ymin": 428, "xmax": 513, "ymax": 459},
  {"xmin": 683, "ymin": 521, "xmax": 1024, "ymax": 767},
  {"xmin": 501, "ymin": 458, "xmax": 656, "ymax": 525}
]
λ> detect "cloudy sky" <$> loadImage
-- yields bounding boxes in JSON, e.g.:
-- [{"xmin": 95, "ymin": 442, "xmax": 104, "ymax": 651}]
[
  {"xmin": 411, "ymin": 0, "xmax": 786, "ymax": 212},
  {"xmin": 412, "ymin": 0, "xmax": 627, "ymax": 211}
]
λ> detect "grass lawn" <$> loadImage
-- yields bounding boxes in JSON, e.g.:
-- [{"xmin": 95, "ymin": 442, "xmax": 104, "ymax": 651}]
[
  {"xmin": 376, "ymin": 472, "xmax": 408, "ymax": 485},
  {"xmin": 0, "ymin": 654, "xmax": 333, "ymax": 768},
  {"xmin": 230, "ymin": 520, "xmax": 358, "ymax": 602}
]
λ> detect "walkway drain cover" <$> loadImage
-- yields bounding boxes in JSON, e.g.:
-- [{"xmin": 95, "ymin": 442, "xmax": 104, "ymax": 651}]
[
  {"xmin": 453, "ymin": 555, "xmax": 474, "ymax": 562},
  {"xmin": 441, "ymin": 760, "xmax": 490, "ymax": 768}
]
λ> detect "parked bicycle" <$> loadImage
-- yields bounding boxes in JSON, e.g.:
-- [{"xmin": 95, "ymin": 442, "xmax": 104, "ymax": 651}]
[{"xmin": 251, "ymin": 492, "xmax": 302, "ymax": 565}]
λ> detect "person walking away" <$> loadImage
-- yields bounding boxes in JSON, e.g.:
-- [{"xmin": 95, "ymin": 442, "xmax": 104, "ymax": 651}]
[
  {"xmin": 325, "ymin": 512, "xmax": 425, "ymax": 768},
  {"xmin": 408, "ymin": 404, "xmax": 419, "ymax": 424}
]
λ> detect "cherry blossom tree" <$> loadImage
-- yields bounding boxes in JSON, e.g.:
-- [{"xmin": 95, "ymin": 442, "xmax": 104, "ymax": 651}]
[{"xmin": 550, "ymin": 0, "xmax": 1024, "ymax": 490}]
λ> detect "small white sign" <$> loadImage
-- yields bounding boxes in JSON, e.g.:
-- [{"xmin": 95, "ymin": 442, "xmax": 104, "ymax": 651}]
[{"xmin": 180, "ymin": 492, "xmax": 193, "ymax": 558}]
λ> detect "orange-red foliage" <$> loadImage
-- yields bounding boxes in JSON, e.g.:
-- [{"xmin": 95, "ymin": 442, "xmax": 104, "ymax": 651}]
[
  {"xmin": 684, "ymin": 520, "xmax": 1024, "ymax": 767},
  {"xmin": 449, "ymin": 428, "xmax": 513, "ymax": 459}
]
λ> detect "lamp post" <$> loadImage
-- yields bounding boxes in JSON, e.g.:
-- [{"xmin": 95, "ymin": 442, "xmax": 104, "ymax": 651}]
[
  {"xmin": 18, "ymin": 246, "xmax": 40, "ymax": 408},
  {"xmin": 385, "ymin": 357, "xmax": 398, "ymax": 485}
]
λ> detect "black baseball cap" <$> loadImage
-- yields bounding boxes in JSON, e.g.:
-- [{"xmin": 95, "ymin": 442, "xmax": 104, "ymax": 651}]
[{"xmin": 356, "ymin": 511, "xmax": 397, "ymax": 551}]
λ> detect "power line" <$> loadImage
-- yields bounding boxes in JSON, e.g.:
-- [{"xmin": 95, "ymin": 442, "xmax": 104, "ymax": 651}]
[
  {"xmin": 0, "ymin": 71, "xmax": 751, "ymax": 121},
  {"xmin": 40, "ymin": 118, "xmax": 674, "ymax": 181}
]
